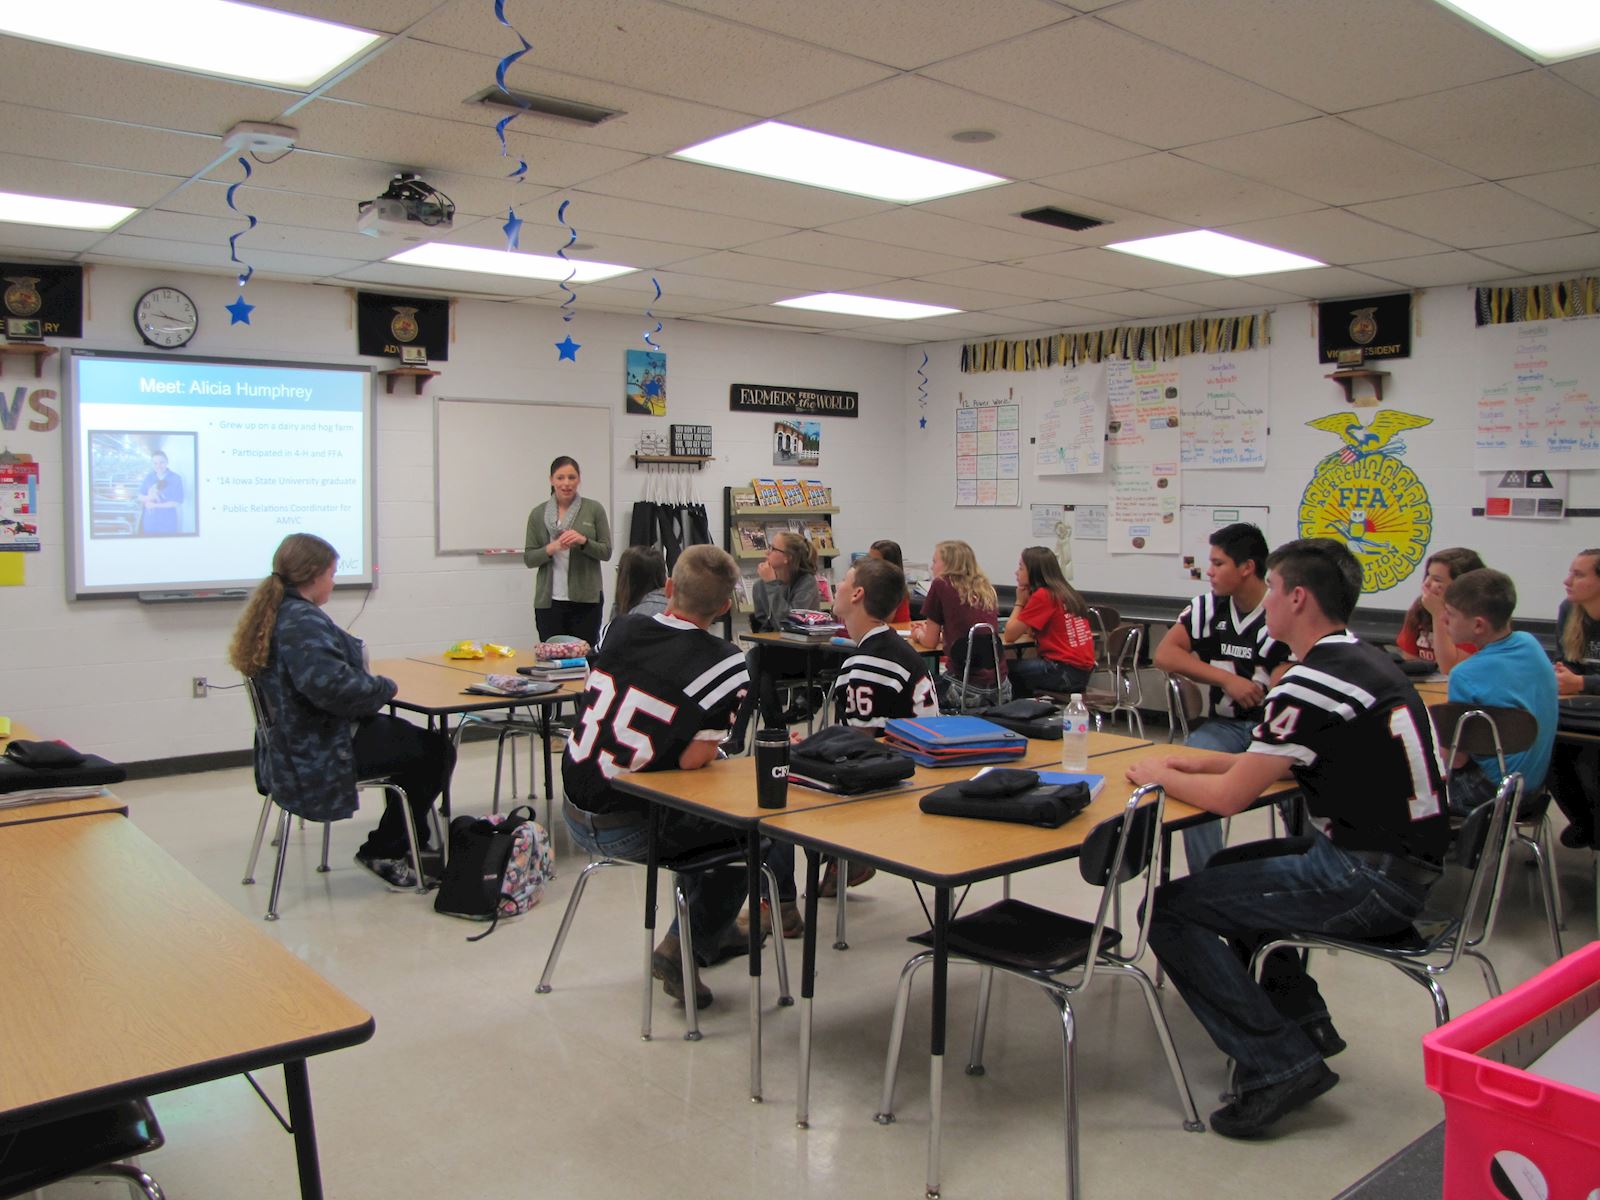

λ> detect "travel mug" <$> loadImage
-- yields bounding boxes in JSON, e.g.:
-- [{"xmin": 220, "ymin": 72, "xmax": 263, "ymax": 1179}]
[{"xmin": 754, "ymin": 728, "xmax": 790, "ymax": 809}]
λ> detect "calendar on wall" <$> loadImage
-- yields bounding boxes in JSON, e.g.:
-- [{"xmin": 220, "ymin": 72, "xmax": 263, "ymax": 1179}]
[{"xmin": 955, "ymin": 399, "xmax": 1021, "ymax": 507}]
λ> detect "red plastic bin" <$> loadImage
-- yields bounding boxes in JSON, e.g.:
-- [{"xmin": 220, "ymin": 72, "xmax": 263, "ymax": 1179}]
[{"xmin": 1423, "ymin": 940, "xmax": 1600, "ymax": 1199}]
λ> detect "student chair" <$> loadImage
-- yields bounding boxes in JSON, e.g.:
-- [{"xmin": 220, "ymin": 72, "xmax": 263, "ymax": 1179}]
[
  {"xmin": 240, "ymin": 677, "xmax": 442, "ymax": 921},
  {"xmin": 453, "ymin": 702, "xmax": 562, "ymax": 831},
  {"xmin": 536, "ymin": 838, "xmax": 793, "ymax": 1043},
  {"xmin": 1085, "ymin": 603, "xmax": 1121, "ymax": 677},
  {"xmin": 1083, "ymin": 624, "xmax": 1145, "ymax": 738},
  {"xmin": 1431, "ymin": 702, "xmax": 1562, "ymax": 959},
  {"xmin": 940, "ymin": 622, "xmax": 1007, "ymax": 714},
  {"xmin": 874, "ymin": 786, "xmax": 1203, "ymax": 1200},
  {"xmin": 1249, "ymin": 758, "xmax": 1520, "ymax": 1030},
  {"xmin": 0, "ymin": 1097, "xmax": 165, "ymax": 1199},
  {"xmin": 1163, "ymin": 673, "xmax": 1205, "ymax": 743}
]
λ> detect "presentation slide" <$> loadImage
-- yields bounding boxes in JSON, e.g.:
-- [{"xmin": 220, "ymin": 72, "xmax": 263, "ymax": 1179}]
[{"xmin": 67, "ymin": 352, "xmax": 374, "ymax": 596}]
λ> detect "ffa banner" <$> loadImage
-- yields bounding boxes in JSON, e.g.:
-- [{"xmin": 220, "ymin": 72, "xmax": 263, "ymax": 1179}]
[
  {"xmin": 355, "ymin": 292, "xmax": 449, "ymax": 361},
  {"xmin": 1317, "ymin": 293, "xmax": 1410, "ymax": 364},
  {"xmin": 729, "ymin": 383, "xmax": 858, "ymax": 417},
  {"xmin": 0, "ymin": 263, "xmax": 83, "ymax": 338}
]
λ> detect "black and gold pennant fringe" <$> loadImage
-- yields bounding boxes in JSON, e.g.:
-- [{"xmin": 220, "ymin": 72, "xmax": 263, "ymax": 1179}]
[
  {"xmin": 959, "ymin": 312, "xmax": 1272, "ymax": 373},
  {"xmin": 1475, "ymin": 276, "xmax": 1600, "ymax": 326}
]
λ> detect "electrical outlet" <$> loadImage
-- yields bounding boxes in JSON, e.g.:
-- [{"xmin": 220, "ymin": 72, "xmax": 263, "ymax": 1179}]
[{"xmin": 192, "ymin": 677, "xmax": 208, "ymax": 699}]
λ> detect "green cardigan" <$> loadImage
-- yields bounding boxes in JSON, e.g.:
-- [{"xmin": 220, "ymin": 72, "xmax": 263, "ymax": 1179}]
[{"xmin": 523, "ymin": 496, "xmax": 613, "ymax": 608}]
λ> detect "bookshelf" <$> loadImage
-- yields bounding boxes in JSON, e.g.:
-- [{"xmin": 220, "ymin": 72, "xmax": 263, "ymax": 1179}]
[{"xmin": 721, "ymin": 484, "xmax": 840, "ymax": 639}]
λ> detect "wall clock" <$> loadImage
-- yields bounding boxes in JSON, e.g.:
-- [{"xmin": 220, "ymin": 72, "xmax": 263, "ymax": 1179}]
[{"xmin": 134, "ymin": 287, "xmax": 198, "ymax": 349}]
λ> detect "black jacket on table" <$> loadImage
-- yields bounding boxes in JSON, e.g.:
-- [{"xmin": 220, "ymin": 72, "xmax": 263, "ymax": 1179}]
[{"xmin": 252, "ymin": 592, "xmax": 396, "ymax": 821}]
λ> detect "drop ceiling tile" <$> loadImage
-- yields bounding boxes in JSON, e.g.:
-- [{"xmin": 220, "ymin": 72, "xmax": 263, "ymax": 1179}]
[
  {"xmin": 329, "ymin": 39, "xmax": 754, "ymax": 157},
  {"xmin": 93, "ymin": 232, "xmax": 365, "ymax": 279},
  {"xmin": 623, "ymin": 270, "xmax": 791, "ymax": 306},
  {"xmin": 1501, "ymin": 165, "xmax": 1600, "ymax": 227},
  {"xmin": 266, "ymin": 0, "xmax": 444, "ymax": 34},
  {"xmin": 1181, "ymin": 118, "xmax": 1480, "ymax": 207},
  {"xmin": 670, "ymin": 250, "xmax": 890, "ymax": 294},
  {"xmin": 578, "ymin": 158, "xmax": 890, "ymax": 229},
  {"xmin": 785, "ymin": 75, "xmax": 1144, "ymax": 181},
  {"xmin": 735, "ymin": 231, "xmax": 980, "ymax": 278},
  {"xmin": 1036, "ymin": 154, "xmax": 1321, "ymax": 227},
  {"xmin": 908, "ymin": 311, "xmax": 1063, "ymax": 336},
  {"xmin": 1150, "ymin": 280, "xmax": 1305, "ymax": 309},
  {"xmin": 1349, "ymin": 185, "xmax": 1592, "ymax": 250},
  {"xmin": 1477, "ymin": 234, "xmax": 1600, "ymax": 275},
  {"xmin": 543, "ymin": 284, "xmax": 733, "ymax": 317},
  {"xmin": 915, "ymin": 181, "xmax": 1177, "ymax": 248},
  {"xmin": 0, "ymin": 225, "xmax": 105, "ymax": 254},
  {"xmin": 1061, "ymin": 291, "xmax": 1215, "ymax": 319},
  {"xmin": 918, "ymin": 264, "xmax": 1113, "ymax": 301},
  {"xmin": 710, "ymin": 305, "xmax": 867, "ymax": 330},
  {"xmin": 118, "ymin": 210, "xmax": 398, "ymax": 261},
  {"xmin": 1098, "ymin": 0, "xmax": 1529, "ymax": 112},
  {"xmin": 0, "ymin": 105, "xmax": 222, "ymax": 179},
  {"xmin": 332, "ymin": 260, "xmax": 558, "ymax": 298},
  {"xmin": 843, "ymin": 326, "xmax": 935, "ymax": 343},
  {"xmin": 408, "ymin": 0, "xmax": 895, "ymax": 113},
  {"xmin": 1348, "ymin": 251, "xmax": 1524, "ymax": 288},
  {"xmin": 923, "ymin": 19, "xmax": 1315, "ymax": 149},
  {"xmin": 288, "ymin": 100, "xmax": 643, "ymax": 187},
  {"xmin": 1343, "ymin": 73, "xmax": 1600, "ymax": 179},
  {"xmin": 412, "ymin": 214, "xmax": 705, "ymax": 270},
  {"xmin": 0, "ymin": 155, "xmax": 179, "ymax": 207},
  {"xmin": 1245, "ymin": 266, "xmax": 1409, "ymax": 299},
  {"xmin": 158, "ymin": 181, "xmax": 378, "ymax": 234},
  {"xmin": 668, "ymin": 0, "xmax": 1068, "ymax": 70},
  {"xmin": 537, "ymin": 191, "xmax": 796, "ymax": 251},
  {"xmin": 1218, "ymin": 208, "xmax": 1447, "ymax": 264},
  {"xmin": 1012, "ymin": 247, "xmax": 1212, "ymax": 289},
  {"xmin": 988, "ymin": 299, "xmax": 1133, "ymax": 327},
  {"xmin": 818, "ymin": 208, "xmax": 1073, "ymax": 262},
  {"xmin": 1555, "ymin": 53, "xmax": 1600, "ymax": 100},
  {"xmin": 838, "ymin": 278, "xmax": 1019, "ymax": 312}
]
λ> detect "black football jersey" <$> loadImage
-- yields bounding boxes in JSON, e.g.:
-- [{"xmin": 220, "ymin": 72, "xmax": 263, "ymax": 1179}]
[
  {"xmin": 828, "ymin": 625, "xmax": 939, "ymax": 728},
  {"xmin": 1250, "ymin": 631, "xmax": 1447, "ymax": 862},
  {"xmin": 1180, "ymin": 591, "xmax": 1291, "ymax": 720},
  {"xmin": 562, "ymin": 613, "xmax": 749, "ymax": 815}
]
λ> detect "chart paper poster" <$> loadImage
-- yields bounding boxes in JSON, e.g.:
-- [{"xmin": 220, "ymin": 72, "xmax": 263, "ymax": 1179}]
[
  {"xmin": 1181, "ymin": 353, "xmax": 1267, "ymax": 468},
  {"xmin": 0, "ymin": 461, "xmax": 39, "ymax": 551},
  {"xmin": 1485, "ymin": 468, "xmax": 1567, "ymax": 520},
  {"xmin": 956, "ymin": 400, "xmax": 1021, "ymax": 506},
  {"xmin": 1034, "ymin": 364, "xmax": 1105, "ymax": 476},
  {"xmin": 1178, "ymin": 504, "xmax": 1270, "ymax": 580},
  {"xmin": 1110, "ymin": 461, "xmax": 1179, "ymax": 553},
  {"xmin": 1475, "ymin": 320, "xmax": 1600, "ymax": 469},
  {"xmin": 1107, "ymin": 360, "xmax": 1180, "ymax": 461}
]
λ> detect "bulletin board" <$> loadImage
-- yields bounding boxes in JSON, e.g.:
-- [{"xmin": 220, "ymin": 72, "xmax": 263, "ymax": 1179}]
[{"xmin": 435, "ymin": 398, "xmax": 612, "ymax": 554}]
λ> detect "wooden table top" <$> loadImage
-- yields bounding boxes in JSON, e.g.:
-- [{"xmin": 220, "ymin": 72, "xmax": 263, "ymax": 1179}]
[
  {"xmin": 407, "ymin": 646, "xmax": 544, "ymax": 675},
  {"xmin": 373, "ymin": 658, "xmax": 581, "ymax": 717},
  {"xmin": 0, "ymin": 814, "xmax": 373, "ymax": 1129},
  {"xmin": 0, "ymin": 721, "xmax": 130, "ymax": 826}
]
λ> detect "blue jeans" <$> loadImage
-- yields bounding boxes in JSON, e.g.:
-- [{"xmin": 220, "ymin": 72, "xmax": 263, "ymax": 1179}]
[
  {"xmin": 1447, "ymin": 760, "xmax": 1499, "ymax": 817},
  {"xmin": 1147, "ymin": 833, "xmax": 1435, "ymax": 1089},
  {"xmin": 1008, "ymin": 657, "xmax": 1091, "ymax": 699},
  {"xmin": 1179, "ymin": 717, "xmax": 1256, "ymax": 871},
  {"xmin": 563, "ymin": 806, "xmax": 747, "ymax": 965}
]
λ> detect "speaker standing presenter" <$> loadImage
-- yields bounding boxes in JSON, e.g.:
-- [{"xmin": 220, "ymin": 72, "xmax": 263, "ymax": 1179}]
[{"xmin": 524, "ymin": 455, "xmax": 612, "ymax": 648}]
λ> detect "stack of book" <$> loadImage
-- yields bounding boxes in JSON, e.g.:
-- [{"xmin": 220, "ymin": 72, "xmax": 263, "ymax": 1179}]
[
  {"xmin": 882, "ymin": 716, "xmax": 1029, "ymax": 768},
  {"xmin": 516, "ymin": 658, "xmax": 589, "ymax": 682},
  {"xmin": 464, "ymin": 673, "xmax": 563, "ymax": 697}
]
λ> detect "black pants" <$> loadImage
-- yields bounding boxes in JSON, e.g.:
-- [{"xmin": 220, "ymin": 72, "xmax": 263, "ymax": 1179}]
[
  {"xmin": 537, "ymin": 599, "xmax": 603, "ymax": 647},
  {"xmin": 1550, "ymin": 742, "xmax": 1598, "ymax": 842},
  {"xmin": 352, "ymin": 714, "xmax": 456, "ymax": 856}
]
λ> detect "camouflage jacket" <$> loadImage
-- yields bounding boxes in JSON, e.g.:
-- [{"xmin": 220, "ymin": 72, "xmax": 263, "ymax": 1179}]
[{"xmin": 252, "ymin": 593, "xmax": 396, "ymax": 821}]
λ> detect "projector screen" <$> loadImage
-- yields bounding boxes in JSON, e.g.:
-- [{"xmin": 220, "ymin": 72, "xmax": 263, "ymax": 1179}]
[{"xmin": 65, "ymin": 350, "xmax": 375, "ymax": 597}]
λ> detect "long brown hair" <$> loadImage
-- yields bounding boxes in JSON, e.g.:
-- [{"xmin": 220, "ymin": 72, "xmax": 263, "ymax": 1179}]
[
  {"xmin": 228, "ymin": 534, "xmax": 337, "ymax": 678},
  {"xmin": 1019, "ymin": 546, "xmax": 1086, "ymax": 617},
  {"xmin": 1565, "ymin": 548, "xmax": 1600, "ymax": 661},
  {"xmin": 771, "ymin": 530, "xmax": 816, "ymax": 579},
  {"xmin": 612, "ymin": 545, "xmax": 666, "ymax": 617},
  {"xmin": 934, "ymin": 540, "xmax": 997, "ymax": 611},
  {"xmin": 1403, "ymin": 547, "xmax": 1484, "ymax": 639}
]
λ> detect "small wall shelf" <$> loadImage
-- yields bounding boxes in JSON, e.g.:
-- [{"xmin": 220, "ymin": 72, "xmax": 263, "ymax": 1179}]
[
  {"xmin": 0, "ymin": 345, "xmax": 57, "ymax": 378},
  {"xmin": 378, "ymin": 367, "xmax": 439, "ymax": 395},
  {"xmin": 729, "ymin": 504, "xmax": 839, "ymax": 516},
  {"xmin": 1327, "ymin": 367, "xmax": 1389, "ymax": 405},
  {"xmin": 632, "ymin": 453, "xmax": 712, "ymax": 468}
]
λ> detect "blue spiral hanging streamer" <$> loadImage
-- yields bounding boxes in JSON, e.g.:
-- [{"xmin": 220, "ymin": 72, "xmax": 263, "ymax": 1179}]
[
  {"xmin": 644, "ymin": 277, "xmax": 663, "ymax": 350},
  {"xmin": 493, "ymin": 0, "xmax": 531, "ymax": 183},
  {"xmin": 225, "ymin": 156, "xmax": 256, "ymax": 288},
  {"xmin": 916, "ymin": 351, "xmax": 929, "ymax": 429},
  {"xmin": 556, "ymin": 199, "xmax": 577, "ymax": 322}
]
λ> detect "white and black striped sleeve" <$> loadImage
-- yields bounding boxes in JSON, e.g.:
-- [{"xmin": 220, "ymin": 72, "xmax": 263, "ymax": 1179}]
[
  {"xmin": 1250, "ymin": 652, "xmax": 1374, "ymax": 765},
  {"xmin": 683, "ymin": 651, "xmax": 750, "ymax": 737}
]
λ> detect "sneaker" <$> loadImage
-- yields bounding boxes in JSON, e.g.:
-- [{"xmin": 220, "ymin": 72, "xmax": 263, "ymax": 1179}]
[
  {"xmin": 1302, "ymin": 1017, "xmax": 1347, "ymax": 1059},
  {"xmin": 651, "ymin": 934, "xmax": 712, "ymax": 1010},
  {"xmin": 1560, "ymin": 824, "xmax": 1595, "ymax": 850},
  {"xmin": 1209, "ymin": 1062, "xmax": 1339, "ymax": 1139},
  {"xmin": 736, "ymin": 899, "xmax": 805, "ymax": 940},
  {"xmin": 354, "ymin": 850, "xmax": 418, "ymax": 889},
  {"xmin": 818, "ymin": 861, "xmax": 877, "ymax": 898}
]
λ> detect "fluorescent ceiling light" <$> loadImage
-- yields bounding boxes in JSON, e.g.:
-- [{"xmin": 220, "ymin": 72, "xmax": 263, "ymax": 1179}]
[
  {"xmin": 1106, "ymin": 231, "xmax": 1324, "ymax": 276},
  {"xmin": 1432, "ymin": 0, "xmax": 1600, "ymax": 63},
  {"xmin": 774, "ymin": 293, "xmax": 962, "ymax": 320},
  {"xmin": 0, "ymin": 189, "xmax": 135, "ymax": 231},
  {"xmin": 0, "ymin": 0, "xmax": 382, "ymax": 88},
  {"xmin": 387, "ymin": 243, "xmax": 636, "ymax": 284},
  {"xmin": 673, "ymin": 121, "xmax": 1005, "ymax": 203}
]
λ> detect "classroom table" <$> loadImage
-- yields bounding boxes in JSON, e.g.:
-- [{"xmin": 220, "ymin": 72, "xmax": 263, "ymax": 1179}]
[
  {"xmin": 0, "ymin": 719, "xmax": 131, "ymax": 826},
  {"xmin": 761, "ymin": 740, "xmax": 1295, "ymax": 1200},
  {"xmin": 0, "ymin": 813, "xmax": 374, "ymax": 1200},
  {"xmin": 611, "ymin": 730, "xmax": 1151, "ymax": 1103}
]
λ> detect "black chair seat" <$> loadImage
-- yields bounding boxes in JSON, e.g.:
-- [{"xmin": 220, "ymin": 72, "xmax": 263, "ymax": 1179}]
[
  {"xmin": 660, "ymin": 839, "xmax": 770, "ymax": 875},
  {"xmin": 1295, "ymin": 915, "xmax": 1460, "ymax": 956},
  {"xmin": 908, "ymin": 897, "xmax": 1123, "ymax": 975},
  {"xmin": 0, "ymin": 1098, "xmax": 163, "ymax": 1198}
]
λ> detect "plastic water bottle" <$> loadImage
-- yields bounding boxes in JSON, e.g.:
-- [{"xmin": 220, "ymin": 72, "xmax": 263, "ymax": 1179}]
[{"xmin": 1062, "ymin": 693, "xmax": 1089, "ymax": 771}]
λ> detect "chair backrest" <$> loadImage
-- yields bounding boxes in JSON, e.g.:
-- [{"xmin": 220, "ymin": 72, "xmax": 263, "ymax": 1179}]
[
  {"xmin": 1443, "ymin": 770, "xmax": 1521, "ymax": 965},
  {"xmin": 1164, "ymin": 674, "xmax": 1204, "ymax": 743},
  {"xmin": 1430, "ymin": 703, "xmax": 1538, "ymax": 783},
  {"xmin": 243, "ymin": 675, "xmax": 273, "ymax": 737},
  {"xmin": 1076, "ymin": 784, "xmax": 1166, "ymax": 979},
  {"xmin": 1108, "ymin": 624, "xmax": 1144, "ymax": 706},
  {"xmin": 1086, "ymin": 604, "xmax": 1120, "ymax": 669},
  {"xmin": 954, "ymin": 622, "xmax": 1003, "ymax": 709}
]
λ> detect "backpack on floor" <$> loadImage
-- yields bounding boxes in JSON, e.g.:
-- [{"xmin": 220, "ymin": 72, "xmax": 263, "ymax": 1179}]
[{"xmin": 434, "ymin": 805, "xmax": 553, "ymax": 940}]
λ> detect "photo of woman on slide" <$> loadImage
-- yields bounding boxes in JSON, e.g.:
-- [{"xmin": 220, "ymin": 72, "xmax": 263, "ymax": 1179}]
[{"xmin": 86, "ymin": 431, "xmax": 199, "ymax": 539}]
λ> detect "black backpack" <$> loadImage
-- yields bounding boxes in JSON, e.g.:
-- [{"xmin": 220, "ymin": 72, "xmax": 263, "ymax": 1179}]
[
  {"xmin": 433, "ymin": 806, "xmax": 552, "ymax": 941},
  {"xmin": 980, "ymin": 698, "xmax": 1063, "ymax": 739},
  {"xmin": 788, "ymin": 726, "xmax": 916, "ymax": 795}
]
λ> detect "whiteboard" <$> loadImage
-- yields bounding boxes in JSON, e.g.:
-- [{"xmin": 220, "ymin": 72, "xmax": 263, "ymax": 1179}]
[{"xmin": 435, "ymin": 398, "xmax": 612, "ymax": 554}]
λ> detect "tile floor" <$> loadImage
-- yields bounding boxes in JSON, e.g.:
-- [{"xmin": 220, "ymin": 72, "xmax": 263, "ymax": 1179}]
[{"xmin": 40, "ymin": 735, "xmax": 1594, "ymax": 1199}]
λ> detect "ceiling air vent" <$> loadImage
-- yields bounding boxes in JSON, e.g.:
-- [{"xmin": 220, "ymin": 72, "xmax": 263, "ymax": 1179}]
[
  {"xmin": 465, "ymin": 86, "xmax": 623, "ymax": 127},
  {"xmin": 1018, "ymin": 206, "xmax": 1106, "ymax": 233}
]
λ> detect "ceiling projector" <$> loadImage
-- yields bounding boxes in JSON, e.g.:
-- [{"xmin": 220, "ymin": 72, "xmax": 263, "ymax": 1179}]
[{"xmin": 356, "ymin": 173, "xmax": 455, "ymax": 239}]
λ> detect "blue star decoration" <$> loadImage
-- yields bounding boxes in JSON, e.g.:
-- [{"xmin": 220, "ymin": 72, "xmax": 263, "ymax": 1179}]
[
  {"xmin": 225, "ymin": 294, "xmax": 255, "ymax": 325},
  {"xmin": 919, "ymin": 416, "xmax": 927, "ymax": 429},
  {"xmin": 502, "ymin": 208, "xmax": 523, "ymax": 251},
  {"xmin": 555, "ymin": 334, "xmax": 581, "ymax": 361},
  {"xmin": 642, "ymin": 377, "xmax": 662, "ymax": 397}
]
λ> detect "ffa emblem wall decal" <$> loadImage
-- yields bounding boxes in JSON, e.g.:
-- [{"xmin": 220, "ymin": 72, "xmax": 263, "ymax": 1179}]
[{"xmin": 1298, "ymin": 411, "xmax": 1433, "ymax": 594}]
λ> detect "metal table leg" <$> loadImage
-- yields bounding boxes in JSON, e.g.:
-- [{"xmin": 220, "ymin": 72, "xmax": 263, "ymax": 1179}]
[
  {"xmin": 641, "ymin": 805, "xmax": 661, "ymax": 1042},
  {"xmin": 746, "ymin": 826, "xmax": 765, "ymax": 1103},
  {"xmin": 284, "ymin": 1059, "xmax": 324, "ymax": 1200},
  {"xmin": 926, "ymin": 886, "xmax": 950, "ymax": 1200},
  {"xmin": 796, "ymin": 849, "xmax": 822, "ymax": 1128}
]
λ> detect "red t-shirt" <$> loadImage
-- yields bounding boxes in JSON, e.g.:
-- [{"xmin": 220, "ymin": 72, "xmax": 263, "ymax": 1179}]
[
  {"xmin": 1017, "ymin": 590, "xmax": 1097, "ymax": 670},
  {"xmin": 1397, "ymin": 618, "xmax": 1477, "ymax": 665},
  {"xmin": 891, "ymin": 594, "xmax": 911, "ymax": 625},
  {"xmin": 922, "ymin": 577, "xmax": 1003, "ymax": 683}
]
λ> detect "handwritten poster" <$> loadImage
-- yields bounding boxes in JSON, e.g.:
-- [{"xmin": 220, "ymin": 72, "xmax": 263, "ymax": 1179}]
[
  {"xmin": 1180, "ymin": 352, "xmax": 1267, "ymax": 468},
  {"xmin": 1107, "ymin": 360, "xmax": 1180, "ymax": 461},
  {"xmin": 1034, "ymin": 363, "xmax": 1106, "ymax": 476},
  {"xmin": 1179, "ymin": 504, "xmax": 1271, "ymax": 580},
  {"xmin": 1475, "ymin": 319, "xmax": 1600, "ymax": 469},
  {"xmin": 1110, "ymin": 461, "xmax": 1180, "ymax": 554},
  {"xmin": 956, "ymin": 401, "xmax": 1021, "ymax": 506}
]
